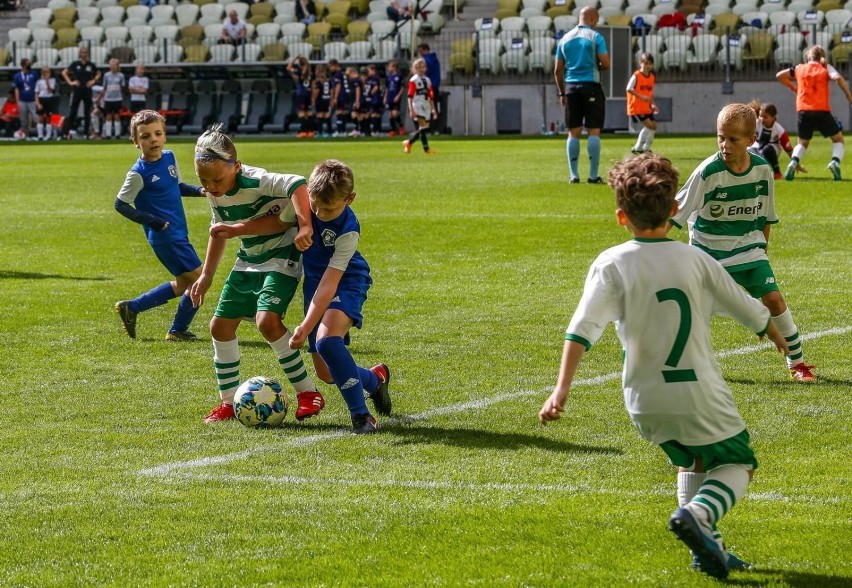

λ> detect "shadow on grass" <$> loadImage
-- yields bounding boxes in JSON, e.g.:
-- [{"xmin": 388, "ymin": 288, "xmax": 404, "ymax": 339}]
[
  {"xmin": 382, "ymin": 422, "xmax": 622, "ymax": 455},
  {"xmin": 0, "ymin": 270, "xmax": 110, "ymax": 281},
  {"xmin": 726, "ymin": 569, "xmax": 852, "ymax": 587}
]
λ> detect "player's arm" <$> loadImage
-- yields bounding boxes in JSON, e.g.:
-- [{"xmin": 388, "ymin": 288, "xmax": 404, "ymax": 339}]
[
  {"xmin": 776, "ymin": 67, "xmax": 796, "ymax": 92},
  {"xmin": 209, "ymin": 214, "xmax": 293, "ymax": 239},
  {"xmin": 554, "ymin": 55, "xmax": 566, "ymax": 104},
  {"xmin": 539, "ymin": 340, "xmax": 587, "ymax": 425},
  {"xmin": 114, "ymin": 171, "xmax": 169, "ymax": 230},
  {"xmin": 290, "ymin": 183, "xmax": 313, "ymax": 251},
  {"xmin": 834, "ymin": 74, "xmax": 852, "ymax": 104},
  {"xmin": 290, "ymin": 266, "xmax": 345, "ymax": 349},
  {"xmin": 190, "ymin": 232, "xmax": 228, "ymax": 308}
]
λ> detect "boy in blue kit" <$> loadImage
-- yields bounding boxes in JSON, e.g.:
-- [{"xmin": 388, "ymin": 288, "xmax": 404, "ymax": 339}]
[
  {"xmin": 114, "ymin": 109, "xmax": 205, "ymax": 341},
  {"xmin": 211, "ymin": 159, "xmax": 392, "ymax": 434}
]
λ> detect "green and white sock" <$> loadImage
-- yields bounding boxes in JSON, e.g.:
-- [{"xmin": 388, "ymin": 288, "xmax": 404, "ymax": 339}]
[
  {"xmin": 689, "ymin": 465, "xmax": 750, "ymax": 529},
  {"xmin": 213, "ymin": 337, "xmax": 240, "ymax": 404},
  {"xmin": 269, "ymin": 331, "xmax": 315, "ymax": 393},
  {"xmin": 772, "ymin": 308, "xmax": 804, "ymax": 367}
]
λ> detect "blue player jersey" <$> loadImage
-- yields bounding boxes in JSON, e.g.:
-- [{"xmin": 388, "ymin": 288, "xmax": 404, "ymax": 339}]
[
  {"xmin": 116, "ymin": 150, "xmax": 197, "ymax": 245},
  {"xmin": 385, "ymin": 72, "xmax": 401, "ymax": 106},
  {"xmin": 366, "ymin": 75, "xmax": 382, "ymax": 106},
  {"xmin": 302, "ymin": 206, "xmax": 371, "ymax": 287}
]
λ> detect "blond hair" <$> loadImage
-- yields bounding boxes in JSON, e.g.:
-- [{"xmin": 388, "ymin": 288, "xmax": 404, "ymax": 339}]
[
  {"xmin": 129, "ymin": 109, "xmax": 165, "ymax": 142},
  {"xmin": 718, "ymin": 103, "xmax": 757, "ymax": 136},
  {"xmin": 608, "ymin": 153, "xmax": 679, "ymax": 231},
  {"xmin": 308, "ymin": 159, "xmax": 354, "ymax": 206},
  {"xmin": 807, "ymin": 44, "xmax": 827, "ymax": 65},
  {"xmin": 195, "ymin": 123, "xmax": 237, "ymax": 163}
]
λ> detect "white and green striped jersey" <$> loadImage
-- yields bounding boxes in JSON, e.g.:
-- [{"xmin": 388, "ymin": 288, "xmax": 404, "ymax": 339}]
[
  {"xmin": 566, "ymin": 238, "xmax": 770, "ymax": 446},
  {"xmin": 671, "ymin": 152, "xmax": 778, "ymax": 271},
  {"xmin": 206, "ymin": 164, "xmax": 306, "ymax": 278}
]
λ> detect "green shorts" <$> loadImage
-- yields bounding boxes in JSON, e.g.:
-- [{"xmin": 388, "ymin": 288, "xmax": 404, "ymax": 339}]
[
  {"xmin": 214, "ymin": 270, "xmax": 299, "ymax": 319},
  {"xmin": 660, "ymin": 430, "xmax": 758, "ymax": 472},
  {"xmin": 728, "ymin": 261, "xmax": 779, "ymax": 298}
]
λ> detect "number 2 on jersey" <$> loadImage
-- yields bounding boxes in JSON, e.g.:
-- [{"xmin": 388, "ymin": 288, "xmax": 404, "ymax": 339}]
[{"xmin": 655, "ymin": 288, "xmax": 698, "ymax": 383}]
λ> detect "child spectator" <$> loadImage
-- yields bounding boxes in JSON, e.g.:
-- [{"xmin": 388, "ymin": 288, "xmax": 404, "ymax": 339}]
[
  {"xmin": 312, "ymin": 64, "xmax": 333, "ymax": 137},
  {"xmin": 384, "ymin": 59, "xmax": 404, "ymax": 136},
  {"xmin": 35, "ymin": 66, "xmax": 58, "ymax": 141},
  {"xmin": 539, "ymin": 152, "xmax": 788, "ymax": 580},
  {"xmin": 288, "ymin": 55, "xmax": 314, "ymax": 138},
  {"xmin": 128, "ymin": 63, "xmax": 150, "ymax": 114},
  {"xmin": 209, "ymin": 160, "xmax": 392, "ymax": 434},
  {"xmin": 669, "ymin": 103, "xmax": 816, "ymax": 382},
  {"xmin": 114, "ymin": 110, "xmax": 206, "ymax": 342},
  {"xmin": 102, "ymin": 58, "xmax": 126, "ymax": 139},
  {"xmin": 402, "ymin": 58, "xmax": 437, "ymax": 154},
  {"xmin": 189, "ymin": 124, "xmax": 325, "ymax": 424},
  {"xmin": 776, "ymin": 44, "xmax": 852, "ymax": 181},
  {"xmin": 626, "ymin": 52, "xmax": 657, "ymax": 154},
  {"xmin": 89, "ymin": 83, "xmax": 106, "ymax": 139},
  {"xmin": 0, "ymin": 89, "xmax": 20, "ymax": 137},
  {"xmin": 748, "ymin": 102, "xmax": 804, "ymax": 180}
]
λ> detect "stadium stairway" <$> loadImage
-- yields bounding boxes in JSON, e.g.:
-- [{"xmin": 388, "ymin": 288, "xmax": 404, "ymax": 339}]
[{"xmin": 438, "ymin": 0, "xmax": 494, "ymax": 38}]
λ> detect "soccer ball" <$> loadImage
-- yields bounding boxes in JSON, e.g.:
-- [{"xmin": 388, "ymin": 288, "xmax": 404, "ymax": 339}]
[
  {"xmin": 13, "ymin": 129, "xmax": 26, "ymax": 140},
  {"xmin": 233, "ymin": 376, "xmax": 289, "ymax": 428}
]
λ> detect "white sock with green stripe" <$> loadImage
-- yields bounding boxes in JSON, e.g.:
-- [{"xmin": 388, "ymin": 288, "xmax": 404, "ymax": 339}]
[
  {"xmin": 772, "ymin": 308, "xmax": 804, "ymax": 367},
  {"xmin": 688, "ymin": 465, "xmax": 750, "ymax": 534},
  {"xmin": 212, "ymin": 337, "xmax": 240, "ymax": 404},
  {"xmin": 677, "ymin": 471, "xmax": 707, "ymax": 507},
  {"xmin": 269, "ymin": 331, "xmax": 316, "ymax": 393}
]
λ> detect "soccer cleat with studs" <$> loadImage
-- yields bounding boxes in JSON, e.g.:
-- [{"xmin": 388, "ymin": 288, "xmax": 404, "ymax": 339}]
[
  {"xmin": 692, "ymin": 551, "xmax": 753, "ymax": 572},
  {"xmin": 402, "ymin": 140, "xmax": 411, "ymax": 154},
  {"xmin": 368, "ymin": 363, "xmax": 392, "ymax": 416},
  {"xmin": 789, "ymin": 363, "xmax": 817, "ymax": 382},
  {"xmin": 569, "ymin": 177, "xmax": 580, "ymax": 184},
  {"xmin": 587, "ymin": 177, "xmax": 605, "ymax": 184},
  {"xmin": 295, "ymin": 390, "xmax": 325, "ymax": 421},
  {"xmin": 115, "ymin": 300, "xmax": 137, "ymax": 339},
  {"xmin": 203, "ymin": 401, "xmax": 235, "ymax": 423},
  {"xmin": 828, "ymin": 159, "xmax": 842, "ymax": 181},
  {"xmin": 668, "ymin": 507, "xmax": 729, "ymax": 580},
  {"xmin": 351, "ymin": 412, "xmax": 378, "ymax": 435},
  {"xmin": 166, "ymin": 330, "xmax": 199, "ymax": 342},
  {"xmin": 784, "ymin": 161, "xmax": 797, "ymax": 181}
]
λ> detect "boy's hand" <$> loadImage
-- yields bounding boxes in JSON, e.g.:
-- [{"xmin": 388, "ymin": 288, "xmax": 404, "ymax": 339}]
[
  {"xmin": 210, "ymin": 222, "xmax": 241, "ymax": 239},
  {"xmin": 762, "ymin": 321, "xmax": 789, "ymax": 356},
  {"xmin": 796, "ymin": 164, "xmax": 807, "ymax": 173},
  {"xmin": 294, "ymin": 225, "xmax": 313, "ymax": 251},
  {"xmin": 539, "ymin": 389, "xmax": 568, "ymax": 425},
  {"xmin": 289, "ymin": 325, "xmax": 308, "ymax": 349},
  {"xmin": 189, "ymin": 275, "xmax": 212, "ymax": 308},
  {"xmin": 150, "ymin": 219, "xmax": 169, "ymax": 231}
]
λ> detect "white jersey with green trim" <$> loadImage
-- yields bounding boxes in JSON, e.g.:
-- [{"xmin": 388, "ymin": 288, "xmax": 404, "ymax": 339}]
[
  {"xmin": 205, "ymin": 164, "xmax": 306, "ymax": 277},
  {"xmin": 565, "ymin": 238, "xmax": 770, "ymax": 446},
  {"xmin": 671, "ymin": 152, "xmax": 778, "ymax": 271}
]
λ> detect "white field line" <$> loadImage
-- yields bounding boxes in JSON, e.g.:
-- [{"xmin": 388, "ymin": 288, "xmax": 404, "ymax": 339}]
[{"xmin": 139, "ymin": 326, "xmax": 852, "ymax": 478}]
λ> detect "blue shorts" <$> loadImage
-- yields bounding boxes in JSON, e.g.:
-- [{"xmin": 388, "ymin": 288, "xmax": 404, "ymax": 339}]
[
  {"xmin": 151, "ymin": 238, "xmax": 202, "ymax": 276},
  {"xmin": 304, "ymin": 277, "xmax": 370, "ymax": 353}
]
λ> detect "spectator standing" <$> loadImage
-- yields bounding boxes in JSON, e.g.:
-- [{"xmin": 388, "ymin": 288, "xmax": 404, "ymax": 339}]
[
  {"xmin": 13, "ymin": 58, "xmax": 38, "ymax": 138},
  {"xmin": 0, "ymin": 90, "xmax": 20, "ymax": 137},
  {"xmin": 554, "ymin": 6, "xmax": 610, "ymax": 184},
  {"xmin": 295, "ymin": 0, "xmax": 317, "ymax": 25},
  {"xmin": 62, "ymin": 46, "xmax": 102, "ymax": 139},
  {"xmin": 220, "ymin": 10, "xmax": 247, "ymax": 46},
  {"xmin": 35, "ymin": 66, "xmax": 59, "ymax": 141},
  {"xmin": 128, "ymin": 63, "xmax": 150, "ymax": 114},
  {"xmin": 102, "ymin": 58, "xmax": 126, "ymax": 140}
]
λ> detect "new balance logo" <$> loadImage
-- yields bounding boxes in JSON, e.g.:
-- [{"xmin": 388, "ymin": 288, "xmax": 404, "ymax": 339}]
[
  {"xmin": 340, "ymin": 378, "xmax": 359, "ymax": 390},
  {"xmin": 151, "ymin": 175, "xmax": 160, "ymax": 182}
]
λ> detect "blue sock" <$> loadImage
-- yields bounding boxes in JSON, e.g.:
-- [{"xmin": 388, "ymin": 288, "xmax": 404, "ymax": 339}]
[
  {"xmin": 315, "ymin": 336, "xmax": 369, "ymax": 417},
  {"xmin": 588, "ymin": 135, "xmax": 601, "ymax": 179},
  {"xmin": 131, "ymin": 282, "xmax": 177, "ymax": 314},
  {"xmin": 170, "ymin": 294, "xmax": 199, "ymax": 333},
  {"xmin": 567, "ymin": 137, "xmax": 580, "ymax": 179},
  {"xmin": 359, "ymin": 366, "xmax": 379, "ymax": 395}
]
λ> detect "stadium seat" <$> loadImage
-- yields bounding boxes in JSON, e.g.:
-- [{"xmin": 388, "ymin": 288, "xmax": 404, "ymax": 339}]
[
  {"xmin": 324, "ymin": 2, "xmax": 351, "ymax": 34},
  {"xmin": 162, "ymin": 43, "xmax": 184, "ymax": 63},
  {"xmin": 52, "ymin": 6, "xmax": 78, "ymax": 24},
  {"xmin": 208, "ymin": 43, "xmax": 234, "ymax": 62},
  {"xmin": 259, "ymin": 42, "xmax": 285, "ymax": 60},
  {"xmin": 323, "ymin": 40, "xmax": 348, "ymax": 60},
  {"xmin": 634, "ymin": 33, "xmax": 663, "ymax": 64},
  {"xmin": 449, "ymin": 37, "xmax": 475, "ymax": 74},
  {"xmin": 110, "ymin": 45, "xmax": 135, "ymax": 63},
  {"xmin": 89, "ymin": 45, "xmax": 110, "ymax": 65},
  {"xmin": 545, "ymin": 0, "xmax": 571, "ymax": 19},
  {"xmin": 31, "ymin": 28, "xmax": 57, "ymax": 49},
  {"xmin": 717, "ymin": 33, "xmax": 745, "ymax": 70},
  {"xmin": 288, "ymin": 40, "xmax": 314, "ymax": 59},
  {"xmin": 625, "ymin": 0, "xmax": 652, "ymax": 18},
  {"xmin": 274, "ymin": 1, "xmax": 297, "ymax": 23},
  {"xmin": 124, "ymin": 5, "xmax": 149, "ymax": 22},
  {"xmin": 154, "ymin": 25, "xmax": 180, "ymax": 43},
  {"xmin": 775, "ymin": 31, "xmax": 805, "ymax": 66},
  {"xmin": 474, "ymin": 17, "xmax": 501, "ymax": 39},
  {"xmin": 199, "ymin": 3, "xmax": 225, "ymax": 26},
  {"xmin": 768, "ymin": 10, "xmax": 797, "ymax": 28},
  {"xmin": 7, "ymin": 28, "xmax": 32, "ymax": 49},
  {"xmin": 255, "ymin": 22, "xmax": 281, "ymax": 45},
  {"xmin": 250, "ymin": 1, "xmax": 276, "ymax": 20},
  {"xmin": 687, "ymin": 34, "xmax": 718, "ymax": 67},
  {"xmin": 203, "ymin": 23, "xmax": 225, "ymax": 46},
  {"xmin": 712, "ymin": 12, "xmax": 740, "ymax": 36},
  {"xmin": 234, "ymin": 42, "xmax": 262, "ymax": 61},
  {"xmin": 225, "ymin": 2, "xmax": 250, "ymax": 19},
  {"xmin": 372, "ymin": 38, "xmax": 397, "ymax": 60},
  {"xmin": 29, "ymin": 7, "xmax": 53, "ymax": 27},
  {"xmin": 553, "ymin": 14, "xmax": 578, "ymax": 32},
  {"xmin": 77, "ymin": 6, "xmax": 101, "ymax": 25},
  {"xmin": 217, "ymin": 79, "xmax": 243, "ymax": 132},
  {"xmin": 347, "ymin": 39, "xmax": 371, "ymax": 59},
  {"xmin": 477, "ymin": 37, "xmax": 503, "ymax": 73},
  {"xmin": 184, "ymin": 44, "xmax": 210, "ymax": 62},
  {"xmin": 80, "ymin": 26, "xmax": 105, "ymax": 44},
  {"xmin": 742, "ymin": 31, "xmax": 774, "ymax": 65},
  {"xmin": 501, "ymin": 45, "xmax": 529, "ymax": 73},
  {"xmin": 58, "ymin": 45, "xmax": 80, "ymax": 66},
  {"xmin": 731, "ymin": 0, "xmax": 760, "ymax": 16},
  {"xmin": 496, "ymin": 0, "xmax": 521, "ymax": 20},
  {"xmin": 345, "ymin": 20, "xmax": 371, "ymax": 42},
  {"xmin": 34, "ymin": 46, "xmax": 60, "ymax": 67},
  {"xmin": 175, "ymin": 3, "xmax": 200, "ymax": 27},
  {"xmin": 307, "ymin": 21, "xmax": 332, "ymax": 48},
  {"xmin": 54, "ymin": 28, "xmax": 81, "ymax": 50},
  {"xmin": 831, "ymin": 41, "xmax": 852, "ymax": 64},
  {"xmin": 662, "ymin": 33, "xmax": 690, "ymax": 70},
  {"xmin": 236, "ymin": 79, "xmax": 274, "ymax": 133}
]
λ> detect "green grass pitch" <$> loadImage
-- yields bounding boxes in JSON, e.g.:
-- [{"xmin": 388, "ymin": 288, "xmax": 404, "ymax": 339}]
[{"xmin": 1, "ymin": 135, "xmax": 850, "ymax": 587}]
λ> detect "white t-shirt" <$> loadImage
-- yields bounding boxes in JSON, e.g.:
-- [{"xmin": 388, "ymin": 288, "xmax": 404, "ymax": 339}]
[
  {"xmin": 128, "ymin": 75, "xmax": 149, "ymax": 103},
  {"xmin": 222, "ymin": 17, "xmax": 247, "ymax": 41},
  {"xmin": 566, "ymin": 238, "xmax": 770, "ymax": 446}
]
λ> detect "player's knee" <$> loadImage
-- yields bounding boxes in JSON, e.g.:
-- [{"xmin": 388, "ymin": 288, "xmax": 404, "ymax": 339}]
[{"xmin": 254, "ymin": 312, "xmax": 281, "ymax": 339}]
